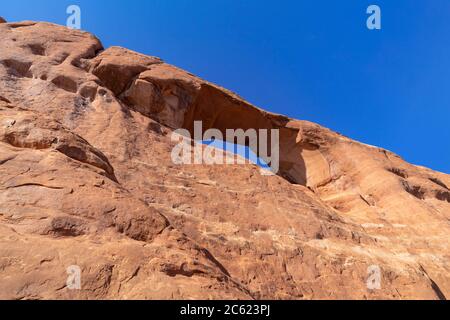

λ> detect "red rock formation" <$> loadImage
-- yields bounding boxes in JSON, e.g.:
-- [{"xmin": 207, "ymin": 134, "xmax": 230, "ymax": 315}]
[{"xmin": 0, "ymin": 21, "xmax": 448, "ymax": 300}]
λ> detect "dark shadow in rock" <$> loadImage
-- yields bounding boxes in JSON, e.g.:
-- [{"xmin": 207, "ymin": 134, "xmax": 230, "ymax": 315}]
[
  {"xmin": 429, "ymin": 177, "xmax": 449, "ymax": 190},
  {"xmin": 0, "ymin": 59, "xmax": 32, "ymax": 78},
  {"xmin": 51, "ymin": 75, "xmax": 78, "ymax": 93}
]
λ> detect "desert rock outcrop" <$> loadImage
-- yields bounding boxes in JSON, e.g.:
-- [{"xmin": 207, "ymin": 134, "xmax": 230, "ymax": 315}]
[{"xmin": 0, "ymin": 21, "xmax": 448, "ymax": 300}]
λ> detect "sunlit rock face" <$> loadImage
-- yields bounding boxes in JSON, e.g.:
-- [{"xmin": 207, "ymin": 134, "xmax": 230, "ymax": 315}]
[{"xmin": 0, "ymin": 21, "xmax": 449, "ymax": 300}]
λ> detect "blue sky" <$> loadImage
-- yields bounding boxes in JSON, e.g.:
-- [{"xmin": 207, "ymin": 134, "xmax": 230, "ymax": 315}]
[{"xmin": 2, "ymin": 1, "xmax": 449, "ymax": 173}]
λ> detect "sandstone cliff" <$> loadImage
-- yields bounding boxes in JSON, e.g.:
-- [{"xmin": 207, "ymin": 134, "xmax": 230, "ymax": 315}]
[{"xmin": 0, "ymin": 20, "xmax": 448, "ymax": 300}]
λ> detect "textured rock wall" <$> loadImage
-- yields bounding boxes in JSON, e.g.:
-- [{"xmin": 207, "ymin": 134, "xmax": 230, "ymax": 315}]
[{"xmin": 0, "ymin": 21, "xmax": 448, "ymax": 300}]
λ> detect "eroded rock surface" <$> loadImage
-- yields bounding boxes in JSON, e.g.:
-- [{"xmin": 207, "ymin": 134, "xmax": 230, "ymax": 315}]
[{"xmin": 0, "ymin": 21, "xmax": 448, "ymax": 300}]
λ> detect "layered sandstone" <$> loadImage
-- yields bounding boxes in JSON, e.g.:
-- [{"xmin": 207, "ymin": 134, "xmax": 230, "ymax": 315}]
[{"xmin": 0, "ymin": 21, "xmax": 448, "ymax": 300}]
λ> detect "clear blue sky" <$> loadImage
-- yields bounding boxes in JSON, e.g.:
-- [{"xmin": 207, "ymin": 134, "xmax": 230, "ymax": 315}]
[{"xmin": 2, "ymin": 1, "xmax": 449, "ymax": 173}]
